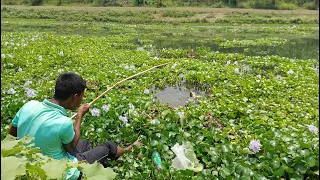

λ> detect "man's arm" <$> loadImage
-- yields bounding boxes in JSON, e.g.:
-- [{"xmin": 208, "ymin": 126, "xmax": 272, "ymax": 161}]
[
  {"xmin": 9, "ymin": 125, "xmax": 17, "ymax": 137},
  {"xmin": 63, "ymin": 104, "xmax": 90, "ymax": 153}
]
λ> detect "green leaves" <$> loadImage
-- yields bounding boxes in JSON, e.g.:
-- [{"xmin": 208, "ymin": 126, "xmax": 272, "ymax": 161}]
[
  {"xmin": 79, "ymin": 162, "xmax": 117, "ymax": 180},
  {"xmin": 1, "ymin": 135, "xmax": 118, "ymax": 180},
  {"xmin": 26, "ymin": 163, "xmax": 46, "ymax": 180},
  {"xmin": 41, "ymin": 159, "xmax": 68, "ymax": 179},
  {"xmin": 0, "ymin": 22, "xmax": 319, "ymax": 179},
  {"xmin": 306, "ymin": 157, "xmax": 316, "ymax": 167},
  {"xmin": 1, "ymin": 156, "xmax": 27, "ymax": 180}
]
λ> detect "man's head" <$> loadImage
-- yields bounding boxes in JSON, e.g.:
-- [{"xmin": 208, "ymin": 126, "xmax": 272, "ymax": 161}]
[{"xmin": 54, "ymin": 72, "xmax": 87, "ymax": 110}]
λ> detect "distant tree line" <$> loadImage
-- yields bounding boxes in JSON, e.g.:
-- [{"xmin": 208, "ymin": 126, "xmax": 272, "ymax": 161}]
[{"xmin": 1, "ymin": 0, "xmax": 319, "ymax": 9}]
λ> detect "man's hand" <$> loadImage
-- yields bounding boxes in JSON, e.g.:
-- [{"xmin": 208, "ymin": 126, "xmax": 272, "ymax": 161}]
[{"xmin": 77, "ymin": 104, "xmax": 90, "ymax": 117}]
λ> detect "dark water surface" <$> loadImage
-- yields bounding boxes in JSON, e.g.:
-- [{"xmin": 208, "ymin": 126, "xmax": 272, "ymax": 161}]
[{"xmin": 150, "ymin": 37, "xmax": 319, "ymax": 60}]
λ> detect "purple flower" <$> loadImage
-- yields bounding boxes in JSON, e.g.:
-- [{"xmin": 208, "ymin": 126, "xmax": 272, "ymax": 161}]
[
  {"xmin": 178, "ymin": 111, "xmax": 184, "ymax": 119},
  {"xmin": 249, "ymin": 139, "xmax": 261, "ymax": 153},
  {"xmin": 102, "ymin": 104, "xmax": 110, "ymax": 112},
  {"xmin": 307, "ymin": 124, "xmax": 318, "ymax": 134},
  {"xmin": 59, "ymin": 51, "xmax": 64, "ymax": 56},
  {"xmin": 91, "ymin": 108, "xmax": 100, "ymax": 117},
  {"xmin": 18, "ymin": 67, "xmax": 22, "ymax": 72},
  {"xmin": 24, "ymin": 80, "xmax": 32, "ymax": 87},
  {"xmin": 129, "ymin": 103, "xmax": 135, "ymax": 110},
  {"xmin": 234, "ymin": 68, "xmax": 239, "ymax": 74},
  {"xmin": 39, "ymin": 55, "xmax": 42, "ymax": 61},
  {"xmin": 25, "ymin": 88, "xmax": 36, "ymax": 98},
  {"xmin": 119, "ymin": 116, "xmax": 128, "ymax": 124},
  {"xmin": 7, "ymin": 88, "xmax": 16, "ymax": 95},
  {"xmin": 129, "ymin": 65, "xmax": 135, "ymax": 71},
  {"xmin": 287, "ymin": 69, "xmax": 294, "ymax": 75}
]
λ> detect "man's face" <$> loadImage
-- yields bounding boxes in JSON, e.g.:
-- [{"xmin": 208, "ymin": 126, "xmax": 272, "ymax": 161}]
[{"xmin": 71, "ymin": 91, "xmax": 84, "ymax": 110}]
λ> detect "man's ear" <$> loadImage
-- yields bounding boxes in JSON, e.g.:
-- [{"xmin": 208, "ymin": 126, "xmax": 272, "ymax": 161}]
[{"xmin": 73, "ymin": 93, "xmax": 80, "ymax": 101}]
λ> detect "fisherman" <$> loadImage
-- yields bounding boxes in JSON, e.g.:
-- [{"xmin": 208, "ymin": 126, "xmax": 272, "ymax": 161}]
[{"xmin": 9, "ymin": 72, "xmax": 142, "ymax": 179}]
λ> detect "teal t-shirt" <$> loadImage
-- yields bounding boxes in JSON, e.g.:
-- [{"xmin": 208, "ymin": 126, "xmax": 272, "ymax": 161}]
[{"xmin": 12, "ymin": 99, "xmax": 80, "ymax": 179}]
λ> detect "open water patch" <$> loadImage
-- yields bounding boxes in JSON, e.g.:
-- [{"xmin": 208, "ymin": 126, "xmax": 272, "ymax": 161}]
[
  {"xmin": 152, "ymin": 85, "xmax": 206, "ymax": 108},
  {"xmin": 132, "ymin": 36, "xmax": 319, "ymax": 60}
]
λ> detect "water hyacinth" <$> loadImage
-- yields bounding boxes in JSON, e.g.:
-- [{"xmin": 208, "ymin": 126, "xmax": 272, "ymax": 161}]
[
  {"xmin": 24, "ymin": 80, "xmax": 32, "ymax": 87},
  {"xmin": 307, "ymin": 124, "xmax": 318, "ymax": 134},
  {"xmin": 102, "ymin": 104, "xmax": 110, "ymax": 112},
  {"xmin": 171, "ymin": 63, "xmax": 177, "ymax": 69},
  {"xmin": 144, "ymin": 88, "xmax": 150, "ymax": 94},
  {"xmin": 150, "ymin": 119, "xmax": 160, "ymax": 125},
  {"xmin": 123, "ymin": 65, "xmax": 129, "ymax": 70},
  {"xmin": 91, "ymin": 108, "xmax": 100, "ymax": 117},
  {"xmin": 234, "ymin": 68, "xmax": 239, "ymax": 74},
  {"xmin": 25, "ymin": 88, "xmax": 36, "ymax": 98},
  {"xmin": 249, "ymin": 139, "xmax": 261, "ymax": 153},
  {"xmin": 136, "ymin": 46, "xmax": 144, "ymax": 51},
  {"xmin": 129, "ymin": 103, "xmax": 135, "ymax": 110},
  {"xmin": 119, "ymin": 116, "xmax": 128, "ymax": 124},
  {"xmin": 129, "ymin": 65, "xmax": 135, "ymax": 71},
  {"xmin": 7, "ymin": 88, "xmax": 16, "ymax": 95},
  {"xmin": 276, "ymin": 75, "xmax": 283, "ymax": 80},
  {"xmin": 287, "ymin": 69, "xmax": 294, "ymax": 75},
  {"xmin": 178, "ymin": 111, "xmax": 185, "ymax": 119}
]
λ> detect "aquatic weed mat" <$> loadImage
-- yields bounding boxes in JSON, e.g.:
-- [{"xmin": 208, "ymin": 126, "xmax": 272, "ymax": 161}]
[{"xmin": 1, "ymin": 32, "xmax": 319, "ymax": 179}]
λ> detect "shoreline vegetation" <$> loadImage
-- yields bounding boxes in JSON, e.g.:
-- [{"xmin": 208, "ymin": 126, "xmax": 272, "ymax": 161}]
[
  {"xmin": 1, "ymin": 1, "xmax": 319, "ymax": 180},
  {"xmin": 1, "ymin": 5, "xmax": 319, "ymax": 25},
  {"xmin": 1, "ymin": 0, "xmax": 319, "ymax": 10}
]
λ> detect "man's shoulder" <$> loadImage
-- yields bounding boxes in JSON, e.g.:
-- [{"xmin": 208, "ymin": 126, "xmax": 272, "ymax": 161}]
[
  {"xmin": 54, "ymin": 115, "xmax": 72, "ymax": 124},
  {"xmin": 21, "ymin": 100, "xmax": 41, "ymax": 110},
  {"xmin": 27, "ymin": 100, "xmax": 40, "ymax": 105}
]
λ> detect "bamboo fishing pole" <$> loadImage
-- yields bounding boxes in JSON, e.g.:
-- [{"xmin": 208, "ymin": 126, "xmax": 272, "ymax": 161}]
[{"xmin": 70, "ymin": 63, "xmax": 169, "ymax": 119}]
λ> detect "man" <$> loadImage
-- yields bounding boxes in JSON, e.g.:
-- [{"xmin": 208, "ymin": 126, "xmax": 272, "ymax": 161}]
[{"xmin": 9, "ymin": 72, "xmax": 142, "ymax": 178}]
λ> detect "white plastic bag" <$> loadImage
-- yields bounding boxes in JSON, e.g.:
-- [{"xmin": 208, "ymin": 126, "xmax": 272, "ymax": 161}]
[{"xmin": 171, "ymin": 142, "xmax": 203, "ymax": 172}]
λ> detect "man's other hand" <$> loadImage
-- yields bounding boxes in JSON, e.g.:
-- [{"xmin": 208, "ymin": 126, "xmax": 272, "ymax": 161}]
[{"xmin": 77, "ymin": 104, "xmax": 90, "ymax": 117}]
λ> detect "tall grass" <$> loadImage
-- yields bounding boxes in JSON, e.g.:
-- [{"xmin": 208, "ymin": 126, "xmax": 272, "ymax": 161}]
[{"xmin": 1, "ymin": 0, "xmax": 319, "ymax": 10}]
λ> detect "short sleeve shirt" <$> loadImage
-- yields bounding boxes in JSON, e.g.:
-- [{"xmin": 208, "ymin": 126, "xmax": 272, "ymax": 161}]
[{"xmin": 12, "ymin": 99, "xmax": 77, "ymax": 162}]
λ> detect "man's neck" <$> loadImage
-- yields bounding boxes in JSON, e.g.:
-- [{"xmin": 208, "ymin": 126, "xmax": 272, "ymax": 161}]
[{"xmin": 50, "ymin": 98, "xmax": 69, "ymax": 109}]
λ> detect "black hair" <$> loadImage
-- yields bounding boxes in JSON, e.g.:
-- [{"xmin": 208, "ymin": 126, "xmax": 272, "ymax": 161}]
[{"xmin": 53, "ymin": 72, "xmax": 87, "ymax": 101}]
